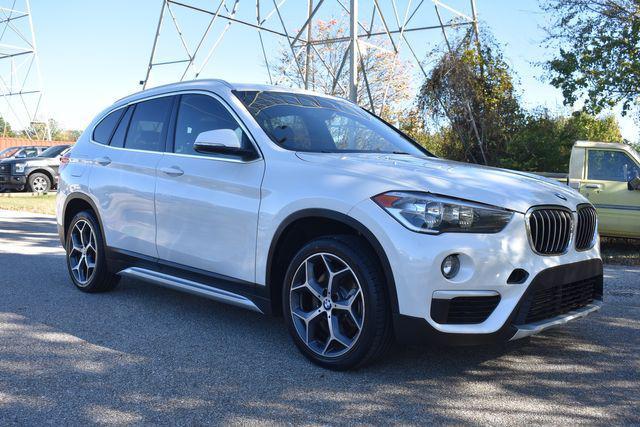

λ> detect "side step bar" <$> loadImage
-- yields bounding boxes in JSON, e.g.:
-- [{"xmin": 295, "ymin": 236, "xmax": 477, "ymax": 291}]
[{"xmin": 118, "ymin": 267, "xmax": 263, "ymax": 314}]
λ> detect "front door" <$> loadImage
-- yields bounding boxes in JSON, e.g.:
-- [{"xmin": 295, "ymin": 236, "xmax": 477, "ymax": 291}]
[
  {"xmin": 579, "ymin": 148, "xmax": 640, "ymax": 238},
  {"xmin": 155, "ymin": 93, "xmax": 264, "ymax": 283}
]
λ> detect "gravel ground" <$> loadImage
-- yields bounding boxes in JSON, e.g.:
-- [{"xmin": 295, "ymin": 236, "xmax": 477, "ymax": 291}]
[{"xmin": 0, "ymin": 210, "xmax": 638, "ymax": 425}]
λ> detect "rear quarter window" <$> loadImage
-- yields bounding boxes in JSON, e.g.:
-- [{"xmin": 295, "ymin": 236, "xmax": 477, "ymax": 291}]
[{"xmin": 93, "ymin": 108, "xmax": 125, "ymax": 144}]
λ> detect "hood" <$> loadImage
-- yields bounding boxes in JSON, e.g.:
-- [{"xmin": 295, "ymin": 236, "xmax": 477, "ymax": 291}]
[{"xmin": 296, "ymin": 153, "xmax": 588, "ymax": 213}]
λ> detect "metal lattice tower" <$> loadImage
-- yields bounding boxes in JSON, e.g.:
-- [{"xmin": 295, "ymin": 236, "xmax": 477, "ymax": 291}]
[
  {"xmin": 0, "ymin": 0, "xmax": 50, "ymax": 140},
  {"xmin": 142, "ymin": 0, "xmax": 479, "ymax": 116}
]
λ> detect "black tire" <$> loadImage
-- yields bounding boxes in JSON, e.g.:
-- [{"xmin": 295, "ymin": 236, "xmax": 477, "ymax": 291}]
[
  {"xmin": 282, "ymin": 235, "xmax": 393, "ymax": 370},
  {"xmin": 65, "ymin": 210, "xmax": 119, "ymax": 293},
  {"xmin": 28, "ymin": 172, "xmax": 51, "ymax": 193}
]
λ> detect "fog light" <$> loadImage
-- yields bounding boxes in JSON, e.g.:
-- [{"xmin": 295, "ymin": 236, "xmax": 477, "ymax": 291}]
[{"xmin": 441, "ymin": 254, "xmax": 460, "ymax": 279}]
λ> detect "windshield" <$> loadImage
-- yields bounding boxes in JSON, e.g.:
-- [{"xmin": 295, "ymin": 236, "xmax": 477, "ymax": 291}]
[
  {"xmin": 39, "ymin": 145, "xmax": 69, "ymax": 158},
  {"xmin": 0, "ymin": 147, "xmax": 18, "ymax": 158},
  {"xmin": 234, "ymin": 90, "xmax": 429, "ymax": 156}
]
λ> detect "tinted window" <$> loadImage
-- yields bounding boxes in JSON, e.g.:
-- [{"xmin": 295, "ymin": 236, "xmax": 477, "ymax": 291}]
[
  {"xmin": 21, "ymin": 147, "xmax": 40, "ymax": 158},
  {"xmin": 234, "ymin": 90, "xmax": 427, "ymax": 156},
  {"xmin": 174, "ymin": 94, "xmax": 252, "ymax": 157},
  {"xmin": 110, "ymin": 106, "xmax": 134, "ymax": 148},
  {"xmin": 124, "ymin": 97, "xmax": 173, "ymax": 152},
  {"xmin": 93, "ymin": 109, "xmax": 124, "ymax": 144},
  {"xmin": 0, "ymin": 147, "xmax": 18, "ymax": 158},
  {"xmin": 39, "ymin": 145, "xmax": 70, "ymax": 158},
  {"xmin": 588, "ymin": 149, "xmax": 640, "ymax": 182}
]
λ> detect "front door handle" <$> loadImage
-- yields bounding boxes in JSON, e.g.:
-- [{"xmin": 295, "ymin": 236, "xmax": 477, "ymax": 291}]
[
  {"xmin": 160, "ymin": 166, "xmax": 184, "ymax": 177},
  {"xmin": 584, "ymin": 183, "xmax": 603, "ymax": 189},
  {"xmin": 95, "ymin": 156, "xmax": 111, "ymax": 166}
]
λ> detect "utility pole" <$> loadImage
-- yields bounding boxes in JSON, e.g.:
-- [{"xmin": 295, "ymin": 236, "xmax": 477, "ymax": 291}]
[{"xmin": 349, "ymin": 0, "xmax": 358, "ymax": 103}]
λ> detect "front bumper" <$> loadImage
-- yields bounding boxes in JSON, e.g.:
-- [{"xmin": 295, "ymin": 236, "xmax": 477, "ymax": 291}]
[
  {"xmin": 392, "ymin": 258, "xmax": 603, "ymax": 345},
  {"xmin": 348, "ymin": 199, "xmax": 603, "ymax": 345},
  {"xmin": 0, "ymin": 174, "xmax": 26, "ymax": 188}
]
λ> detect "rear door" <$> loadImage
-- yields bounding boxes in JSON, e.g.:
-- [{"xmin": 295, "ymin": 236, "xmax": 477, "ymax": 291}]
[
  {"xmin": 155, "ymin": 93, "xmax": 264, "ymax": 283},
  {"xmin": 579, "ymin": 148, "xmax": 640, "ymax": 238},
  {"xmin": 89, "ymin": 95, "xmax": 175, "ymax": 258}
]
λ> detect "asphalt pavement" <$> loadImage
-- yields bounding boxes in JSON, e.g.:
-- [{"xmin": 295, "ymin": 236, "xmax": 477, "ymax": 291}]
[{"xmin": 0, "ymin": 209, "xmax": 638, "ymax": 425}]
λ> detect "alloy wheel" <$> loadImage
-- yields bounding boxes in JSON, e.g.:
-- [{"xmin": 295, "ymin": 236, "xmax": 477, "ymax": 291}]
[
  {"xmin": 68, "ymin": 219, "xmax": 97, "ymax": 286},
  {"xmin": 289, "ymin": 252, "xmax": 365, "ymax": 358}
]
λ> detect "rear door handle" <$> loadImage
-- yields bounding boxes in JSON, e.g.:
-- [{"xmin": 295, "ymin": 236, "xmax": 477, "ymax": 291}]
[
  {"xmin": 160, "ymin": 166, "xmax": 184, "ymax": 177},
  {"xmin": 584, "ymin": 183, "xmax": 602, "ymax": 189},
  {"xmin": 95, "ymin": 156, "xmax": 111, "ymax": 166}
]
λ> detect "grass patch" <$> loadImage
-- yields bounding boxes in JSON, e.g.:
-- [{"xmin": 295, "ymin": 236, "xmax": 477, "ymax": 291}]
[
  {"xmin": 0, "ymin": 193, "xmax": 56, "ymax": 215},
  {"xmin": 600, "ymin": 237, "xmax": 640, "ymax": 266}
]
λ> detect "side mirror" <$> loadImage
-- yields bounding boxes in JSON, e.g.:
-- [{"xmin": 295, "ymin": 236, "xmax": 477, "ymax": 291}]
[
  {"xmin": 193, "ymin": 129, "xmax": 256, "ymax": 159},
  {"xmin": 628, "ymin": 176, "xmax": 640, "ymax": 191}
]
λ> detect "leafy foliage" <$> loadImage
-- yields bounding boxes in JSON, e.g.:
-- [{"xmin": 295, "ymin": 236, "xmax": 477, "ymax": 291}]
[
  {"xmin": 18, "ymin": 119, "xmax": 81, "ymax": 141},
  {"xmin": 543, "ymin": 0, "xmax": 640, "ymax": 120},
  {"xmin": 502, "ymin": 111, "xmax": 622, "ymax": 172},
  {"xmin": 0, "ymin": 115, "xmax": 14, "ymax": 137},
  {"xmin": 407, "ymin": 27, "xmax": 624, "ymax": 172},
  {"xmin": 417, "ymin": 29, "xmax": 524, "ymax": 165}
]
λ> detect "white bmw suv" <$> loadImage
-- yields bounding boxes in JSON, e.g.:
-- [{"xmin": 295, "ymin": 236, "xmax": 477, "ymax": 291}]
[{"xmin": 57, "ymin": 80, "xmax": 603, "ymax": 370}]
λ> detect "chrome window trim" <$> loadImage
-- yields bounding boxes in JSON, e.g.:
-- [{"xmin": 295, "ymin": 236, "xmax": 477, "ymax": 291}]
[
  {"xmin": 88, "ymin": 89, "xmax": 264, "ymax": 164},
  {"xmin": 524, "ymin": 205, "xmax": 575, "ymax": 256},
  {"xmin": 575, "ymin": 203, "xmax": 598, "ymax": 252}
]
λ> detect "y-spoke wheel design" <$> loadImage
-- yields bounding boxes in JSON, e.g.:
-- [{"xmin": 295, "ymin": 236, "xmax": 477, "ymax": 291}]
[
  {"xmin": 289, "ymin": 252, "xmax": 365, "ymax": 358},
  {"xmin": 68, "ymin": 219, "xmax": 98, "ymax": 286}
]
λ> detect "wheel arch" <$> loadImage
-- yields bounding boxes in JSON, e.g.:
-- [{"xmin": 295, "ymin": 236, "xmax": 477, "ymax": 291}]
[
  {"xmin": 265, "ymin": 208, "xmax": 399, "ymax": 317},
  {"xmin": 62, "ymin": 193, "xmax": 104, "ymax": 248},
  {"xmin": 27, "ymin": 168, "xmax": 55, "ymax": 187}
]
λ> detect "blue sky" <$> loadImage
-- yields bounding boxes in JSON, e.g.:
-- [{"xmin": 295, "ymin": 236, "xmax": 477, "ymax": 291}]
[{"xmin": 27, "ymin": 0, "xmax": 638, "ymax": 141}]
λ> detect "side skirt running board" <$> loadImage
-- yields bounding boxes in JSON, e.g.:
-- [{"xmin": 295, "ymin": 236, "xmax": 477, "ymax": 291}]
[{"xmin": 118, "ymin": 267, "xmax": 263, "ymax": 314}]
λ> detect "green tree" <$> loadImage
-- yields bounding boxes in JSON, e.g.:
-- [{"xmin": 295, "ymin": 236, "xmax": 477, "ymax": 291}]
[
  {"xmin": 417, "ymin": 29, "xmax": 524, "ymax": 165},
  {"xmin": 503, "ymin": 111, "xmax": 622, "ymax": 172},
  {"xmin": 0, "ymin": 115, "xmax": 14, "ymax": 137},
  {"xmin": 543, "ymin": 0, "xmax": 640, "ymax": 122}
]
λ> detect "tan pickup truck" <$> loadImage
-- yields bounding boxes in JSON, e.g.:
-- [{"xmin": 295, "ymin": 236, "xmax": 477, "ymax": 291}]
[{"xmin": 565, "ymin": 141, "xmax": 640, "ymax": 239}]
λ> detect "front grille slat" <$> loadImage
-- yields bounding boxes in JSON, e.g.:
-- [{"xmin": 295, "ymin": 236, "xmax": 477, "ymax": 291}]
[
  {"xmin": 576, "ymin": 205, "xmax": 597, "ymax": 250},
  {"xmin": 528, "ymin": 207, "xmax": 572, "ymax": 255}
]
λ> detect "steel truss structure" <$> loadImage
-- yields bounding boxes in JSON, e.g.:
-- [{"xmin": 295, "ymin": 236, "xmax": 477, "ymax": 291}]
[
  {"xmin": 143, "ymin": 0, "xmax": 479, "ymax": 115},
  {"xmin": 0, "ymin": 0, "xmax": 49, "ymax": 140}
]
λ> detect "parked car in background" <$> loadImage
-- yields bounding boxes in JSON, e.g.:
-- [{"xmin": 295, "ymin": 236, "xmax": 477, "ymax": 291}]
[
  {"xmin": 57, "ymin": 80, "xmax": 602, "ymax": 370},
  {"xmin": 0, "ymin": 144, "xmax": 71, "ymax": 193},
  {"xmin": 0, "ymin": 145, "xmax": 47, "ymax": 160},
  {"xmin": 537, "ymin": 141, "xmax": 640, "ymax": 239}
]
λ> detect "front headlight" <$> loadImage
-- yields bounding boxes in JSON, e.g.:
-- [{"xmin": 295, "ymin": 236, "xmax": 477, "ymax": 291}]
[
  {"xmin": 13, "ymin": 163, "xmax": 26, "ymax": 174},
  {"xmin": 372, "ymin": 191, "xmax": 513, "ymax": 234}
]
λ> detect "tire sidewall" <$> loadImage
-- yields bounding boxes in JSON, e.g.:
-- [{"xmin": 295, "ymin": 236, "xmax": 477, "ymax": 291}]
[
  {"xmin": 282, "ymin": 237, "xmax": 385, "ymax": 370},
  {"xmin": 65, "ymin": 211, "xmax": 108, "ymax": 290}
]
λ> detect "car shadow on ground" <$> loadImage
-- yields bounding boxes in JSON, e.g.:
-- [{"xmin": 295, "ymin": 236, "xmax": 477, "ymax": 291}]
[{"xmin": 0, "ymin": 218, "xmax": 638, "ymax": 424}]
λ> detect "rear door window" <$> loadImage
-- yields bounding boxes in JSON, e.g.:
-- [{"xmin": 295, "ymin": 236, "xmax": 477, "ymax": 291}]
[
  {"xmin": 124, "ymin": 97, "xmax": 174, "ymax": 152},
  {"xmin": 109, "ymin": 107, "xmax": 134, "ymax": 148}
]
